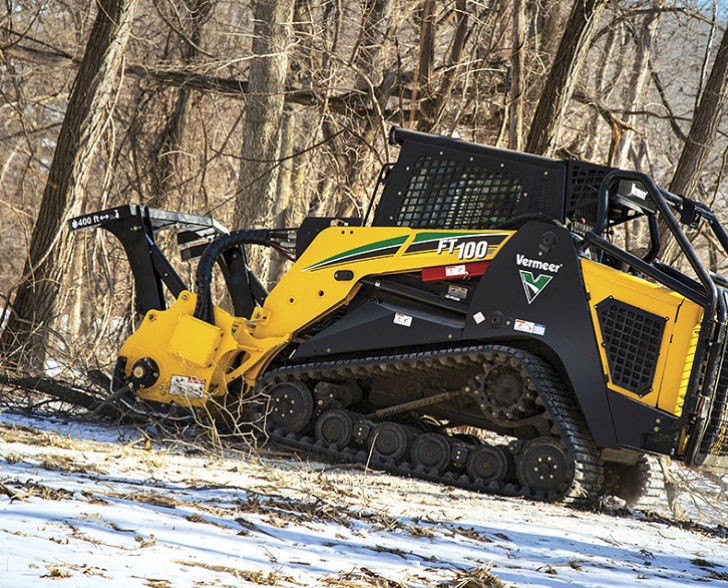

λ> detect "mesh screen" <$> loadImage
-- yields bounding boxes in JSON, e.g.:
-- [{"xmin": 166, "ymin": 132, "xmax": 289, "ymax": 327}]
[
  {"xmin": 597, "ymin": 299, "xmax": 665, "ymax": 396},
  {"xmin": 700, "ymin": 346, "xmax": 728, "ymax": 457},
  {"xmin": 566, "ymin": 162, "xmax": 608, "ymax": 234},
  {"xmin": 394, "ymin": 156, "xmax": 523, "ymax": 229}
]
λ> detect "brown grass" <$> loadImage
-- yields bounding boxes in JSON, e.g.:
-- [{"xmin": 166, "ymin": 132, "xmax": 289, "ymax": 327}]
[
  {"xmin": 441, "ymin": 564, "xmax": 509, "ymax": 588},
  {"xmin": 175, "ymin": 560, "xmax": 281, "ymax": 585},
  {"xmin": 322, "ymin": 568, "xmax": 407, "ymax": 587}
]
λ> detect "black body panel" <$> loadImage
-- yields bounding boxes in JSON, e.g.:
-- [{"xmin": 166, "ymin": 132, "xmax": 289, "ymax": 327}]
[
  {"xmin": 293, "ymin": 296, "xmax": 464, "ymax": 359},
  {"xmin": 462, "ymin": 222, "xmax": 618, "ymax": 447},
  {"xmin": 606, "ymin": 390, "xmax": 679, "ymax": 454}
]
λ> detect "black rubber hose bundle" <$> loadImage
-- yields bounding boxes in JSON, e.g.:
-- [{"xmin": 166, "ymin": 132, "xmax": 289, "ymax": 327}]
[{"xmin": 193, "ymin": 229, "xmax": 272, "ymax": 324}]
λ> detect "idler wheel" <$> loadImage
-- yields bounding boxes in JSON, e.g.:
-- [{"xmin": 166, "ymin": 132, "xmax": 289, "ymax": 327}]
[
  {"xmin": 369, "ymin": 422, "xmax": 410, "ymax": 462},
  {"xmin": 410, "ymin": 433, "xmax": 451, "ymax": 473},
  {"xmin": 603, "ymin": 457, "xmax": 651, "ymax": 507},
  {"xmin": 267, "ymin": 381, "xmax": 314, "ymax": 434},
  {"xmin": 467, "ymin": 445, "xmax": 513, "ymax": 484},
  {"xmin": 517, "ymin": 437, "xmax": 574, "ymax": 500},
  {"xmin": 315, "ymin": 409, "xmax": 353, "ymax": 450}
]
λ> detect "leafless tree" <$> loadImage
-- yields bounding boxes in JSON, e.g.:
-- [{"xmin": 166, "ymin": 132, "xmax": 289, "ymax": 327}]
[
  {"xmin": 0, "ymin": 0, "xmax": 138, "ymax": 372},
  {"xmin": 613, "ymin": 7, "xmax": 660, "ymax": 168},
  {"xmin": 235, "ymin": 0, "xmax": 294, "ymax": 227},
  {"xmin": 668, "ymin": 19, "xmax": 728, "ymax": 201},
  {"xmin": 526, "ymin": 0, "xmax": 607, "ymax": 156}
]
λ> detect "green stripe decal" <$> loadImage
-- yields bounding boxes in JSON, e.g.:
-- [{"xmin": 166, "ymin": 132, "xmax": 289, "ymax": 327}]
[
  {"xmin": 410, "ymin": 230, "xmax": 510, "ymax": 243},
  {"xmin": 412, "ymin": 231, "xmax": 480, "ymax": 243},
  {"xmin": 304, "ymin": 235, "xmax": 408, "ymax": 271}
]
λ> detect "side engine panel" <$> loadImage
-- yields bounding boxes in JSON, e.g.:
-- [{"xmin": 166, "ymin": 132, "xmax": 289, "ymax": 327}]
[{"xmin": 580, "ymin": 259, "xmax": 703, "ymax": 418}]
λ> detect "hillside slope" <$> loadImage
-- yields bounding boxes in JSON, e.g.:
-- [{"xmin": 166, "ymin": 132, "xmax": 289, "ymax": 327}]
[{"xmin": 0, "ymin": 411, "xmax": 726, "ymax": 587}]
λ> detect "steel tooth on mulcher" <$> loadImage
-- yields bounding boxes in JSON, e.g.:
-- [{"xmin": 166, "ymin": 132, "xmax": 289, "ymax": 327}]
[{"xmin": 255, "ymin": 344, "xmax": 601, "ymax": 505}]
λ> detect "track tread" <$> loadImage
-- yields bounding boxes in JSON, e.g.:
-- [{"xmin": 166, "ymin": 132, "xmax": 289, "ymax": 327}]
[{"xmin": 256, "ymin": 344, "xmax": 603, "ymax": 506}]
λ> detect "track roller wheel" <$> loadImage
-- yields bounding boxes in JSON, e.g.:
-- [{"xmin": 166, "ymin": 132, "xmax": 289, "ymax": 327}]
[
  {"xmin": 315, "ymin": 409, "xmax": 354, "ymax": 450},
  {"xmin": 411, "ymin": 433, "xmax": 451, "ymax": 473},
  {"xmin": 268, "ymin": 381, "xmax": 314, "ymax": 434},
  {"xmin": 467, "ymin": 445, "xmax": 513, "ymax": 484},
  {"xmin": 517, "ymin": 437, "xmax": 575, "ymax": 501},
  {"xmin": 369, "ymin": 423, "xmax": 411, "ymax": 461}
]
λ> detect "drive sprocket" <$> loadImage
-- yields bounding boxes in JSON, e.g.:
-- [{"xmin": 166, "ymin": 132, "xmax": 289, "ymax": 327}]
[{"xmin": 475, "ymin": 358, "xmax": 539, "ymax": 421}]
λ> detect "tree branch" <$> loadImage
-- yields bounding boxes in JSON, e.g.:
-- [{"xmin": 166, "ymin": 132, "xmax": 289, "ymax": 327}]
[
  {"xmin": 0, "ymin": 373, "xmax": 99, "ymax": 410},
  {"xmin": 648, "ymin": 58, "xmax": 688, "ymax": 143}
]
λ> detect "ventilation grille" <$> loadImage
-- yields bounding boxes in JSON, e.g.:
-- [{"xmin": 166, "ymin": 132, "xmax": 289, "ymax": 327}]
[
  {"xmin": 700, "ymin": 345, "xmax": 728, "ymax": 457},
  {"xmin": 596, "ymin": 298, "xmax": 665, "ymax": 396},
  {"xmin": 566, "ymin": 162, "xmax": 609, "ymax": 234},
  {"xmin": 394, "ymin": 156, "xmax": 522, "ymax": 229}
]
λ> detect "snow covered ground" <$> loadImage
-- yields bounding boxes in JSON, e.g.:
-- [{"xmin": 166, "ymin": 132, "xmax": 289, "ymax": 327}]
[{"xmin": 0, "ymin": 410, "xmax": 727, "ymax": 587}]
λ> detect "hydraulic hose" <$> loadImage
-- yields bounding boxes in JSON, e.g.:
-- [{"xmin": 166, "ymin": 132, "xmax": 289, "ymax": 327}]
[{"xmin": 193, "ymin": 229, "xmax": 272, "ymax": 324}]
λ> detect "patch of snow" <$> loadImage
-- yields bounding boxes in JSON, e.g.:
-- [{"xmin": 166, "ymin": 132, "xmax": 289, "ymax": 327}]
[{"xmin": 0, "ymin": 412, "xmax": 726, "ymax": 587}]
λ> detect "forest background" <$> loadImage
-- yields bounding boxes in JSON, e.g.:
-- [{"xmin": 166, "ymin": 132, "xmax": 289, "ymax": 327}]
[{"xmin": 0, "ymin": 0, "xmax": 727, "ymax": 394}]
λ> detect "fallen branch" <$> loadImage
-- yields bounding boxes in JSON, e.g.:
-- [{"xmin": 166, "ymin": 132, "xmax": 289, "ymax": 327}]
[
  {"xmin": 0, "ymin": 481, "xmax": 29, "ymax": 502},
  {"xmin": 0, "ymin": 372, "xmax": 100, "ymax": 410}
]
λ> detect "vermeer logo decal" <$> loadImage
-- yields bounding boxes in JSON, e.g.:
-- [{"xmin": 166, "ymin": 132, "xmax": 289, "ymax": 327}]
[
  {"xmin": 516, "ymin": 254, "xmax": 560, "ymax": 304},
  {"xmin": 515, "ymin": 254, "xmax": 562, "ymax": 273},
  {"xmin": 519, "ymin": 270, "xmax": 553, "ymax": 304}
]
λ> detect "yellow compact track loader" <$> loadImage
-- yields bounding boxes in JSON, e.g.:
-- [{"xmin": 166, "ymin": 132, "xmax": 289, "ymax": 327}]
[{"xmin": 71, "ymin": 128, "xmax": 728, "ymax": 505}]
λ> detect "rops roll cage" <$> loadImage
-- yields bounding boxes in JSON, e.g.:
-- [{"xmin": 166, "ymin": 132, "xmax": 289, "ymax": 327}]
[{"xmin": 583, "ymin": 171, "xmax": 728, "ymax": 464}]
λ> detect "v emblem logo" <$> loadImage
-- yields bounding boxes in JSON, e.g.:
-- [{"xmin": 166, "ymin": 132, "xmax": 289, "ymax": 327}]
[{"xmin": 519, "ymin": 270, "xmax": 553, "ymax": 304}]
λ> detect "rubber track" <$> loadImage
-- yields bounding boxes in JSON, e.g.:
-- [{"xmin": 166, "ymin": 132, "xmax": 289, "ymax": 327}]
[{"xmin": 257, "ymin": 344, "xmax": 604, "ymax": 507}]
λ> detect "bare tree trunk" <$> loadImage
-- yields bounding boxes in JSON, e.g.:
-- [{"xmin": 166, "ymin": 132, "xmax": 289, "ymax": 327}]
[
  {"xmin": 660, "ymin": 22, "xmax": 728, "ymax": 259},
  {"xmin": 419, "ymin": 0, "xmax": 469, "ymax": 133},
  {"xmin": 669, "ymin": 25, "xmax": 728, "ymax": 200},
  {"xmin": 234, "ymin": 0, "xmax": 295, "ymax": 279},
  {"xmin": 268, "ymin": 109, "xmax": 295, "ymax": 287},
  {"xmin": 613, "ymin": 10, "xmax": 659, "ymax": 168},
  {"xmin": 149, "ymin": 0, "xmax": 212, "ymax": 207},
  {"xmin": 583, "ymin": 26, "xmax": 615, "ymax": 161},
  {"xmin": 413, "ymin": 0, "xmax": 436, "ymax": 131},
  {"xmin": 0, "ymin": 0, "xmax": 138, "ymax": 372},
  {"xmin": 67, "ymin": 242, "xmax": 85, "ymax": 343},
  {"xmin": 333, "ymin": 0, "xmax": 395, "ymax": 216},
  {"xmin": 351, "ymin": 0, "xmax": 393, "ymax": 90},
  {"xmin": 290, "ymin": 147, "xmax": 310, "ymax": 223},
  {"xmin": 508, "ymin": 0, "xmax": 526, "ymax": 150},
  {"xmin": 527, "ymin": 0, "xmax": 567, "ymax": 114},
  {"xmin": 526, "ymin": 0, "xmax": 606, "ymax": 156},
  {"xmin": 537, "ymin": 0, "xmax": 565, "ymax": 64}
]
